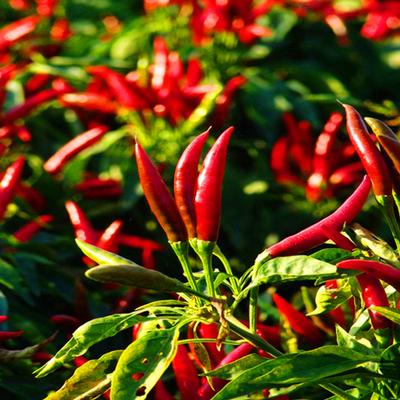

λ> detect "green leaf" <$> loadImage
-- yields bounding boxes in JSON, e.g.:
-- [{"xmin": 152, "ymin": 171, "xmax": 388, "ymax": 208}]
[
  {"xmin": 0, "ymin": 258, "xmax": 34, "ymax": 305},
  {"xmin": 44, "ymin": 350, "xmax": 123, "ymax": 400},
  {"xmin": 325, "ymin": 388, "xmax": 372, "ymax": 400},
  {"xmin": 210, "ymin": 346, "xmax": 379, "ymax": 400},
  {"xmin": 371, "ymin": 307, "xmax": 400, "ymax": 324},
  {"xmin": 335, "ymin": 325, "xmax": 376, "ymax": 357},
  {"xmin": 111, "ymin": 327, "xmax": 180, "ymax": 400},
  {"xmin": 34, "ymin": 313, "xmax": 149, "ymax": 378},
  {"xmin": 311, "ymin": 248, "xmax": 354, "ymax": 264},
  {"xmin": 308, "ymin": 282, "xmax": 352, "ymax": 316},
  {"xmin": 247, "ymin": 256, "xmax": 337, "ymax": 291},
  {"xmin": 379, "ymin": 342, "xmax": 400, "ymax": 381}
]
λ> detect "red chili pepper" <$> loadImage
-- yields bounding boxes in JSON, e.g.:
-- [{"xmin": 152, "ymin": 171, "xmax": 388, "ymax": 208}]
[
  {"xmin": 35, "ymin": 0, "xmax": 59, "ymax": 17},
  {"xmin": 0, "ymin": 330, "xmax": 24, "ymax": 342},
  {"xmin": 75, "ymin": 177, "xmax": 122, "ymax": 199},
  {"xmin": 0, "ymin": 156, "xmax": 25, "ymax": 221},
  {"xmin": 194, "ymin": 127, "xmax": 233, "ymax": 242},
  {"xmin": 329, "ymin": 161, "xmax": 365, "ymax": 187},
  {"xmin": 117, "ymin": 233, "xmax": 165, "ymax": 252},
  {"xmin": 24, "ymin": 74, "xmax": 52, "ymax": 97},
  {"xmin": 342, "ymin": 104, "xmax": 392, "ymax": 197},
  {"xmin": 135, "ymin": 142, "xmax": 188, "ymax": 243},
  {"xmin": 172, "ymin": 345, "xmax": 201, "ymax": 400},
  {"xmin": 272, "ymin": 292, "xmax": 324, "ymax": 346},
  {"xmin": 151, "ymin": 38, "xmax": 168, "ymax": 91},
  {"xmin": 0, "ymin": 16, "xmax": 41, "ymax": 52},
  {"xmin": 319, "ymin": 223, "xmax": 356, "ymax": 252},
  {"xmin": 238, "ymin": 24, "xmax": 272, "ymax": 45},
  {"xmin": 6, "ymin": 0, "xmax": 32, "ymax": 11},
  {"xmin": 174, "ymin": 130, "xmax": 209, "ymax": 239},
  {"xmin": 198, "ymin": 343, "xmax": 254, "ymax": 400},
  {"xmin": 51, "ymin": 314, "xmax": 81, "ymax": 333},
  {"xmin": 154, "ymin": 380, "xmax": 178, "ymax": 400},
  {"xmin": 65, "ymin": 201, "xmax": 99, "ymax": 244},
  {"xmin": 51, "ymin": 18, "xmax": 72, "ymax": 41},
  {"xmin": 0, "ymin": 64, "xmax": 18, "ymax": 87},
  {"xmin": 337, "ymin": 259, "xmax": 400, "ymax": 293},
  {"xmin": 60, "ymin": 93, "xmax": 119, "ymax": 114},
  {"xmin": 262, "ymin": 175, "xmax": 371, "ymax": 258},
  {"xmin": 0, "ymin": 316, "xmax": 7, "ymax": 324},
  {"xmin": 198, "ymin": 322, "xmax": 226, "ymax": 368},
  {"xmin": 44, "ymin": 125, "xmax": 109, "ymax": 174},
  {"xmin": 87, "ymin": 66, "xmax": 149, "ymax": 110},
  {"xmin": 15, "ymin": 182, "xmax": 46, "ymax": 212},
  {"xmin": 13, "ymin": 214, "xmax": 53, "ymax": 242},
  {"xmin": 1, "ymin": 88, "xmax": 70, "ymax": 126},
  {"xmin": 96, "ymin": 220, "xmax": 123, "ymax": 254},
  {"xmin": 356, "ymin": 273, "xmax": 391, "ymax": 331},
  {"xmin": 141, "ymin": 247, "xmax": 156, "ymax": 270},
  {"xmin": 183, "ymin": 58, "xmax": 203, "ymax": 88}
]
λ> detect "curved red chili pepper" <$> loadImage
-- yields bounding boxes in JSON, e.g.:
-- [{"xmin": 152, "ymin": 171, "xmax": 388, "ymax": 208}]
[
  {"xmin": 319, "ymin": 223, "xmax": 356, "ymax": 252},
  {"xmin": 117, "ymin": 233, "xmax": 165, "ymax": 252},
  {"xmin": 24, "ymin": 74, "xmax": 52, "ymax": 97},
  {"xmin": 96, "ymin": 220, "xmax": 123, "ymax": 254},
  {"xmin": 194, "ymin": 127, "xmax": 233, "ymax": 242},
  {"xmin": 60, "ymin": 92, "xmax": 118, "ymax": 114},
  {"xmin": 51, "ymin": 314, "xmax": 81, "ymax": 333},
  {"xmin": 0, "ymin": 330, "xmax": 24, "ymax": 342},
  {"xmin": 356, "ymin": 273, "xmax": 391, "ymax": 331},
  {"xmin": 337, "ymin": 259, "xmax": 400, "ymax": 293},
  {"xmin": 65, "ymin": 201, "xmax": 99, "ymax": 244},
  {"xmin": 44, "ymin": 125, "xmax": 109, "ymax": 174},
  {"xmin": 154, "ymin": 380, "xmax": 178, "ymax": 400},
  {"xmin": 13, "ymin": 215, "xmax": 53, "ymax": 242},
  {"xmin": 273, "ymin": 292, "xmax": 324, "ymax": 346},
  {"xmin": 0, "ymin": 156, "xmax": 25, "ymax": 221},
  {"xmin": 198, "ymin": 322, "xmax": 226, "ymax": 368},
  {"xmin": 174, "ymin": 130, "xmax": 209, "ymax": 239},
  {"xmin": 172, "ymin": 345, "xmax": 201, "ymax": 400},
  {"xmin": 342, "ymin": 103, "xmax": 392, "ymax": 197},
  {"xmin": 263, "ymin": 175, "xmax": 371, "ymax": 258},
  {"xmin": 135, "ymin": 142, "xmax": 188, "ymax": 243},
  {"xmin": 75, "ymin": 177, "xmax": 122, "ymax": 199},
  {"xmin": 152, "ymin": 38, "xmax": 168, "ymax": 91}
]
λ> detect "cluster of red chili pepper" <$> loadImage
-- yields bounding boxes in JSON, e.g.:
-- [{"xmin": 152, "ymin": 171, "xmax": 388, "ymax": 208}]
[
  {"xmin": 145, "ymin": 0, "xmax": 274, "ymax": 45},
  {"xmin": 270, "ymin": 111, "xmax": 364, "ymax": 202}
]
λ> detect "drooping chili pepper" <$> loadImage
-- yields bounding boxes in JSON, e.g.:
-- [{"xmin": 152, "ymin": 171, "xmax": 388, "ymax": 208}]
[
  {"xmin": 172, "ymin": 345, "xmax": 201, "ymax": 400},
  {"xmin": 15, "ymin": 182, "xmax": 46, "ymax": 212},
  {"xmin": 194, "ymin": 127, "xmax": 233, "ymax": 243},
  {"xmin": 198, "ymin": 322, "xmax": 226, "ymax": 368},
  {"xmin": 151, "ymin": 37, "xmax": 168, "ymax": 91},
  {"xmin": 96, "ymin": 220, "xmax": 123, "ymax": 254},
  {"xmin": 13, "ymin": 215, "xmax": 53, "ymax": 242},
  {"xmin": 135, "ymin": 142, "xmax": 188, "ymax": 243},
  {"xmin": 154, "ymin": 380, "xmax": 178, "ymax": 400},
  {"xmin": 258, "ymin": 175, "xmax": 371, "ymax": 260},
  {"xmin": 174, "ymin": 130, "xmax": 209, "ymax": 239},
  {"xmin": 1, "ymin": 88, "xmax": 70, "ymax": 126},
  {"xmin": 50, "ymin": 314, "xmax": 81, "ymax": 333},
  {"xmin": 319, "ymin": 223, "xmax": 356, "ymax": 252},
  {"xmin": 329, "ymin": 161, "xmax": 365, "ymax": 187},
  {"xmin": 198, "ymin": 342, "xmax": 255, "ymax": 400},
  {"xmin": 24, "ymin": 74, "xmax": 52, "ymax": 97},
  {"xmin": 44, "ymin": 125, "xmax": 109, "ymax": 174},
  {"xmin": 60, "ymin": 93, "xmax": 118, "ymax": 114},
  {"xmin": 337, "ymin": 259, "xmax": 400, "ymax": 293},
  {"xmin": 141, "ymin": 247, "xmax": 156, "ymax": 270},
  {"xmin": 0, "ymin": 330, "xmax": 24, "ymax": 342},
  {"xmin": 117, "ymin": 233, "xmax": 165, "ymax": 252},
  {"xmin": 0, "ymin": 156, "xmax": 25, "ymax": 221},
  {"xmin": 76, "ymin": 177, "xmax": 122, "ymax": 199},
  {"xmin": 356, "ymin": 273, "xmax": 392, "ymax": 330},
  {"xmin": 342, "ymin": 104, "xmax": 392, "ymax": 197},
  {"xmin": 272, "ymin": 292, "xmax": 324, "ymax": 346},
  {"xmin": 65, "ymin": 201, "xmax": 99, "ymax": 244}
]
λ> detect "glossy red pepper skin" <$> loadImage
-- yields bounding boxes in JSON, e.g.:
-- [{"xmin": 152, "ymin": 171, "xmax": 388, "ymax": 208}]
[
  {"xmin": 337, "ymin": 259, "xmax": 400, "ymax": 293},
  {"xmin": 0, "ymin": 156, "xmax": 25, "ymax": 221},
  {"xmin": 356, "ymin": 273, "xmax": 391, "ymax": 330},
  {"xmin": 319, "ymin": 223, "xmax": 356, "ymax": 252},
  {"xmin": 263, "ymin": 175, "xmax": 371, "ymax": 258},
  {"xmin": 194, "ymin": 127, "xmax": 233, "ymax": 242},
  {"xmin": 273, "ymin": 292, "xmax": 324, "ymax": 346},
  {"xmin": 13, "ymin": 215, "xmax": 53, "ymax": 242},
  {"xmin": 96, "ymin": 220, "xmax": 123, "ymax": 254},
  {"xmin": 65, "ymin": 201, "xmax": 99, "ymax": 245},
  {"xmin": 198, "ymin": 322, "xmax": 226, "ymax": 368},
  {"xmin": 174, "ymin": 130, "xmax": 209, "ymax": 239},
  {"xmin": 44, "ymin": 125, "xmax": 109, "ymax": 174},
  {"xmin": 172, "ymin": 345, "xmax": 200, "ymax": 400},
  {"xmin": 135, "ymin": 142, "xmax": 188, "ymax": 243},
  {"xmin": 342, "ymin": 103, "xmax": 392, "ymax": 197},
  {"xmin": 0, "ymin": 330, "xmax": 24, "ymax": 342}
]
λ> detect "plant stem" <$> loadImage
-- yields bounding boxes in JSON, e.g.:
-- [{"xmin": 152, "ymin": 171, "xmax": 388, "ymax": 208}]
[
  {"xmin": 319, "ymin": 383, "xmax": 359, "ymax": 400},
  {"xmin": 171, "ymin": 241, "xmax": 199, "ymax": 291},
  {"xmin": 376, "ymin": 195, "xmax": 400, "ymax": 251},
  {"xmin": 213, "ymin": 245, "xmax": 240, "ymax": 296}
]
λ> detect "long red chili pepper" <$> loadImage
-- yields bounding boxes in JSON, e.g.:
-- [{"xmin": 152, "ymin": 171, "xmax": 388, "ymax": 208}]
[
  {"xmin": 36, "ymin": 0, "xmax": 59, "ymax": 17},
  {"xmin": 44, "ymin": 125, "xmax": 109, "ymax": 174},
  {"xmin": 174, "ymin": 130, "xmax": 209, "ymax": 239},
  {"xmin": 13, "ymin": 215, "xmax": 53, "ymax": 242},
  {"xmin": 194, "ymin": 127, "xmax": 233, "ymax": 242},
  {"xmin": 0, "ymin": 330, "xmax": 24, "ymax": 342},
  {"xmin": 24, "ymin": 74, "xmax": 52, "ymax": 97},
  {"xmin": 319, "ymin": 223, "xmax": 356, "ymax": 252},
  {"xmin": 135, "ymin": 142, "xmax": 188, "ymax": 243},
  {"xmin": 272, "ymin": 292, "xmax": 324, "ymax": 346},
  {"xmin": 117, "ymin": 233, "xmax": 164, "ymax": 252},
  {"xmin": 65, "ymin": 201, "xmax": 99, "ymax": 244},
  {"xmin": 152, "ymin": 38, "xmax": 168, "ymax": 92},
  {"xmin": 198, "ymin": 322, "xmax": 226, "ymax": 368},
  {"xmin": 342, "ymin": 103, "xmax": 392, "ymax": 197},
  {"xmin": 260, "ymin": 175, "xmax": 371, "ymax": 259},
  {"xmin": 96, "ymin": 220, "xmax": 123, "ymax": 254},
  {"xmin": 60, "ymin": 93, "xmax": 119, "ymax": 114},
  {"xmin": 154, "ymin": 380, "xmax": 178, "ymax": 400},
  {"xmin": 172, "ymin": 345, "xmax": 201, "ymax": 400},
  {"xmin": 356, "ymin": 273, "xmax": 391, "ymax": 331},
  {"xmin": 1, "ymin": 88, "xmax": 70, "ymax": 126},
  {"xmin": 337, "ymin": 259, "xmax": 400, "ymax": 293},
  {"xmin": 0, "ymin": 156, "xmax": 25, "ymax": 221},
  {"xmin": 50, "ymin": 314, "xmax": 81, "ymax": 333}
]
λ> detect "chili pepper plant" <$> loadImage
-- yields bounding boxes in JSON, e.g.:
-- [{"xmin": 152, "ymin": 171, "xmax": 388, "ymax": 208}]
[{"xmin": 31, "ymin": 106, "xmax": 400, "ymax": 400}]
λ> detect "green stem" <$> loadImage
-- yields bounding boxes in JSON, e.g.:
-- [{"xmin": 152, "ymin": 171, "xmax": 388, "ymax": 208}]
[
  {"xmin": 170, "ymin": 241, "xmax": 199, "ymax": 291},
  {"xmin": 319, "ymin": 383, "xmax": 359, "ymax": 400},
  {"xmin": 178, "ymin": 338, "xmax": 246, "ymax": 346},
  {"xmin": 179, "ymin": 285, "xmax": 212, "ymax": 302},
  {"xmin": 226, "ymin": 314, "xmax": 282, "ymax": 358},
  {"xmin": 190, "ymin": 238, "xmax": 216, "ymax": 297},
  {"xmin": 376, "ymin": 195, "xmax": 400, "ymax": 251},
  {"xmin": 213, "ymin": 245, "xmax": 240, "ymax": 296}
]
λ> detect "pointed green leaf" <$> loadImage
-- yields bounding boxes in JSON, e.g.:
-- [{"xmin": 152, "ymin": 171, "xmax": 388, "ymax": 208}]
[
  {"xmin": 111, "ymin": 327, "xmax": 180, "ymax": 400},
  {"xmin": 211, "ymin": 346, "xmax": 379, "ymax": 400},
  {"xmin": 44, "ymin": 350, "xmax": 123, "ymax": 400},
  {"xmin": 247, "ymin": 256, "xmax": 337, "ymax": 291},
  {"xmin": 371, "ymin": 307, "xmax": 400, "ymax": 325},
  {"xmin": 35, "ymin": 313, "xmax": 149, "ymax": 378},
  {"xmin": 308, "ymin": 283, "xmax": 352, "ymax": 316},
  {"xmin": 335, "ymin": 325, "xmax": 375, "ymax": 357},
  {"xmin": 311, "ymin": 248, "xmax": 353, "ymax": 264}
]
